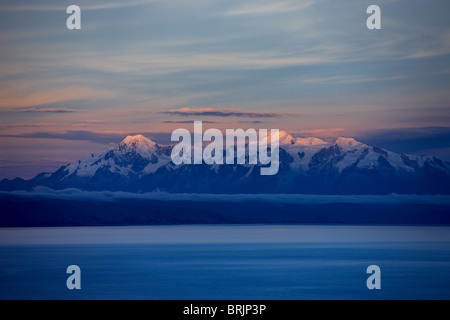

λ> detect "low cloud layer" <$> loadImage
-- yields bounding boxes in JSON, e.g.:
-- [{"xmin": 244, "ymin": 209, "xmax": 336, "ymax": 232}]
[
  {"xmin": 163, "ymin": 120, "xmax": 217, "ymax": 124},
  {"xmin": 3, "ymin": 187, "xmax": 450, "ymax": 206},
  {"xmin": 0, "ymin": 130, "xmax": 174, "ymax": 145},
  {"xmin": 19, "ymin": 108, "xmax": 83, "ymax": 113},
  {"xmin": 0, "ymin": 130, "xmax": 124, "ymax": 144},
  {"xmin": 1, "ymin": 108, "xmax": 84, "ymax": 113},
  {"xmin": 158, "ymin": 107, "xmax": 289, "ymax": 118}
]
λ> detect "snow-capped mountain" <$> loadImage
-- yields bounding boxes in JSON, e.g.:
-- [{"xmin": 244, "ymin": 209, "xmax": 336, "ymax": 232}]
[
  {"xmin": 1, "ymin": 133, "xmax": 450, "ymax": 194},
  {"xmin": 63, "ymin": 134, "xmax": 172, "ymax": 178}
]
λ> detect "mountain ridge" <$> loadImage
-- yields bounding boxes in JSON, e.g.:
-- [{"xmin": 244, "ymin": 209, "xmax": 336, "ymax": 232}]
[{"xmin": 1, "ymin": 133, "xmax": 449, "ymax": 195}]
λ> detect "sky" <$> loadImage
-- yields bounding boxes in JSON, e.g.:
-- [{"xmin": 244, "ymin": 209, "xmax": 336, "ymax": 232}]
[{"xmin": 0, "ymin": 0, "xmax": 450, "ymax": 179}]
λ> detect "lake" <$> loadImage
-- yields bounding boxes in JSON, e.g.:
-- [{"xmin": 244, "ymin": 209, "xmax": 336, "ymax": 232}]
[{"xmin": 0, "ymin": 225, "xmax": 449, "ymax": 299}]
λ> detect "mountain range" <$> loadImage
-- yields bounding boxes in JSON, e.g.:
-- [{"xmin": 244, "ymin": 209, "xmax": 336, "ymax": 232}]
[{"xmin": 1, "ymin": 132, "xmax": 450, "ymax": 194}]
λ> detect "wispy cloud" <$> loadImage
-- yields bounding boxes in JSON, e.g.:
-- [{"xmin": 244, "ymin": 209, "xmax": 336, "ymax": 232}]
[
  {"xmin": 239, "ymin": 120, "xmax": 265, "ymax": 124},
  {"xmin": 403, "ymin": 31, "xmax": 450, "ymax": 60},
  {"xmin": 16, "ymin": 108, "xmax": 84, "ymax": 113},
  {"xmin": 301, "ymin": 75, "xmax": 410, "ymax": 85},
  {"xmin": 0, "ymin": 0, "xmax": 162, "ymax": 12},
  {"xmin": 291, "ymin": 128, "xmax": 348, "ymax": 138},
  {"xmin": 163, "ymin": 120, "xmax": 217, "ymax": 124},
  {"xmin": 225, "ymin": 1, "xmax": 313, "ymax": 16},
  {"xmin": 0, "ymin": 131, "xmax": 124, "ymax": 144},
  {"xmin": 73, "ymin": 120, "xmax": 106, "ymax": 128},
  {"xmin": 0, "ymin": 84, "xmax": 116, "ymax": 109},
  {"xmin": 0, "ymin": 130, "xmax": 172, "ymax": 145},
  {"xmin": 77, "ymin": 120, "xmax": 105, "ymax": 124},
  {"xmin": 0, "ymin": 123, "xmax": 57, "ymax": 130},
  {"xmin": 158, "ymin": 107, "xmax": 290, "ymax": 118}
]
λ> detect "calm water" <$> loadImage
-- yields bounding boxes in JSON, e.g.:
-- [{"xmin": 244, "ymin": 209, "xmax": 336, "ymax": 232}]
[{"xmin": 0, "ymin": 225, "xmax": 449, "ymax": 299}]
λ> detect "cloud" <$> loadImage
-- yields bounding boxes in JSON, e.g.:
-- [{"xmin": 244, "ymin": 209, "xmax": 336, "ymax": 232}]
[
  {"xmin": 16, "ymin": 108, "xmax": 84, "ymax": 113},
  {"xmin": 0, "ymin": 0, "xmax": 161, "ymax": 12},
  {"xmin": 0, "ymin": 84, "xmax": 116, "ymax": 109},
  {"xmin": 239, "ymin": 121, "xmax": 265, "ymax": 124},
  {"xmin": 74, "ymin": 120, "xmax": 106, "ymax": 127},
  {"xmin": 291, "ymin": 128, "xmax": 348, "ymax": 138},
  {"xmin": 78, "ymin": 120, "xmax": 105, "ymax": 124},
  {"xmin": 0, "ymin": 131, "xmax": 124, "ymax": 144},
  {"xmin": 0, "ymin": 123, "xmax": 57, "ymax": 130},
  {"xmin": 163, "ymin": 120, "xmax": 217, "ymax": 124},
  {"xmin": 3, "ymin": 187, "xmax": 450, "ymax": 206},
  {"xmin": 225, "ymin": 1, "xmax": 313, "ymax": 16},
  {"xmin": 158, "ymin": 107, "xmax": 290, "ymax": 118},
  {"xmin": 0, "ymin": 130, "xmax": 173, "ymax": 145},
  {"xmin": 300, "ymin": 75, "xmax": 410, "ymax": 85}
]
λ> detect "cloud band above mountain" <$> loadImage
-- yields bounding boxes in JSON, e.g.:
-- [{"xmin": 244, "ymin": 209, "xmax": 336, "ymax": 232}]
[{"xmin": 158, "ymin": 107, "xmax": 290, "ymax": 118}]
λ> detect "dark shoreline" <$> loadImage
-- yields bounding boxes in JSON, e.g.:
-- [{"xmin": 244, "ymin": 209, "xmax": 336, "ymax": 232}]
[{"xmin": 1, "ymin": 194, "xmax": 449, "ymax": 227}]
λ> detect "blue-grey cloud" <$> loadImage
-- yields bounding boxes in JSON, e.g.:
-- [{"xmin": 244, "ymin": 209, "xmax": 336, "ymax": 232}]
[
  {"xmin": 0, "ymin": 123, "xmax": 57, "ymax": 130},
  {"xmin": 239, "ymin": 120, "xmax": 265, "ymax": 124},
  {"xmin": 158, "ymin": 107, "xmax": 289, "ymax": 118},
  {"xmin": 0, "ymin": 0, "xmax": 159, "ymax": 12},
  {"xmin": 19, "ymin": 108, "xmax": 83, "ymax": 113},
  {"xmin": 0, "ymin": 130, "xmax": 172, "ymax": 145},
  {"xmin": 2, "ymin": 187, "xmax": 450, "ymax": 206},
  {"xmin": 163, "ymin": 120, "xmax": 217, "ymax": 124},
  {"xmin": 0, "ymin": 131, "xmax": 123, "ymax": 144}
]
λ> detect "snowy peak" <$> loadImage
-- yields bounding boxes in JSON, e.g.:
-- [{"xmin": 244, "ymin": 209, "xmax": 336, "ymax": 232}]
[
  {"xmin": 61, "ymin": 134, "xmax": 172, "ymax": 179},
  {"xmin": 2, "ymin": 132, "xmax": 450, "ymax": 195},
  {"xmin": 278, "ymin": 131, "xmax": 327, "ymax": 146},
  {"xmin": 119, "ymin": 134, "xmax": 156, "ymax": 149},
  {"xmin": 117, "ymin": 134, "xmax": 157, "ymax": 155},
  {"xmin": 294, "ymin": 137, "xmax": 327, "ymax": 146},
  {"xmin": 333, "ymin": 137, "xmax": 367, "ymax": 150},
  {"xmin": 277, "ymin": 131, "xmax": 295, "ymax": 145}
]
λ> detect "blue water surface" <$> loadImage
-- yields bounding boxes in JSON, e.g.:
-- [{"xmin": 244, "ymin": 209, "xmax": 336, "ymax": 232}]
[{"xmin": 0, "ymin": 225, "xmax": 449, "ymax": 299}]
